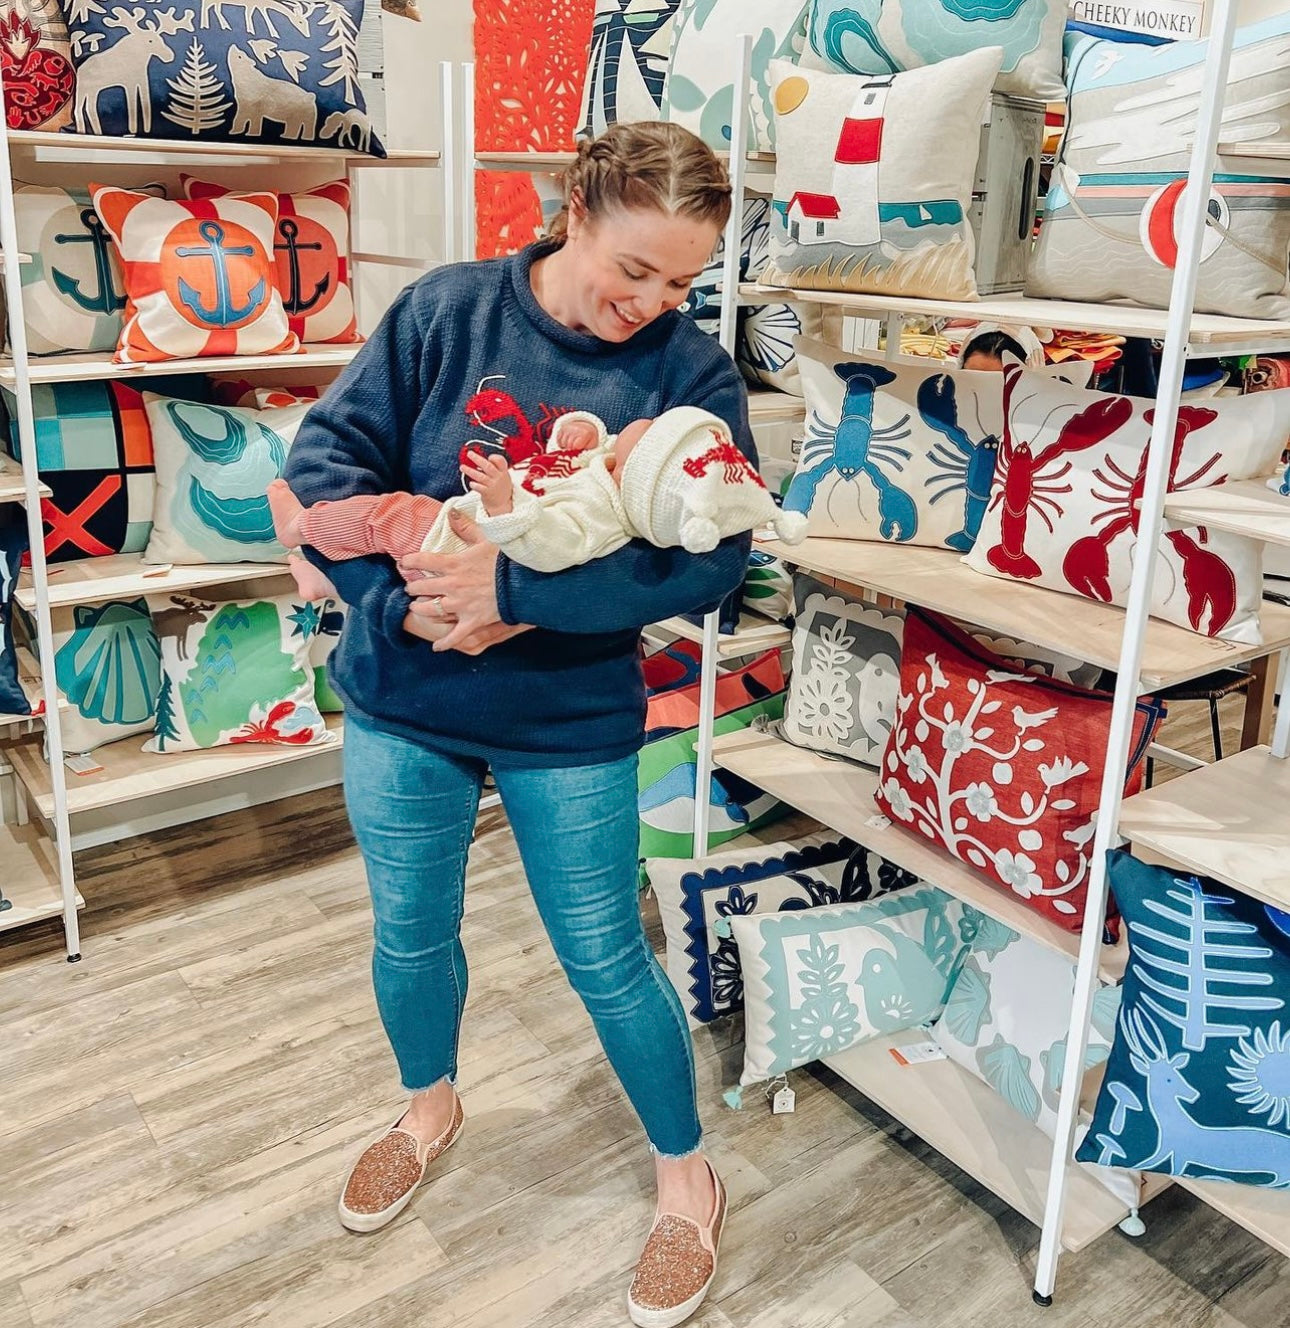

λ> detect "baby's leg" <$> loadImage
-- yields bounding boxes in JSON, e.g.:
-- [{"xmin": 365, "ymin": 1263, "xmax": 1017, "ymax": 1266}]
[{"xmin": 287, "ymin": 552, "xmax": 339, "ymax": 601}]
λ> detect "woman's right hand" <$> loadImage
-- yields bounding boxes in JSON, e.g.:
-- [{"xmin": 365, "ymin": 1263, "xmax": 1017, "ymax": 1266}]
[{"xmin": 402, "ymin": 611, "xmax": 531, "ymax": 656}]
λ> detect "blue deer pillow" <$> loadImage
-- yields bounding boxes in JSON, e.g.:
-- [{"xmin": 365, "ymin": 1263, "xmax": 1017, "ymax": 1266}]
[
  {"xmin": 785, "ymin": 336, "xmax": 1006, "ymax": 549},
  {"xmin": 0, "ymin": 510, "xmax": 31, "ymax": 717},
  {"xmin": 65, "ymin": 0, "xmax": 384, "ymax": 155},
  {"xmin": 1078, "ymin": 850, "xmax": 1290, "ymax": 1190}
]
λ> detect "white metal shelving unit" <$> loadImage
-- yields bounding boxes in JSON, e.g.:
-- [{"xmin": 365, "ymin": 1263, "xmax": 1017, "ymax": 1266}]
[{"xmin": 0, "ymin": 62, "xmax": 460, "ymax": 960}]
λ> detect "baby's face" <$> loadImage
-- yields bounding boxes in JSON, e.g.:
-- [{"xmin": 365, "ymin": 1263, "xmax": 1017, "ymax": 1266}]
[{"xmin": 607, "ymin": 417, "xmax": 655, "ymax": 481}]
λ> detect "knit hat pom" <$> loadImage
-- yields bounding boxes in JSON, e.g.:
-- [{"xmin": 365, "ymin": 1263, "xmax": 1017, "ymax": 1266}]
[
  {"xmin": 772, "ymin": 509, "xmax": 808, "ymax": 545},
  {"xmin": 680, "ymin": 514, "xmax": 722, "ymax": 553}
]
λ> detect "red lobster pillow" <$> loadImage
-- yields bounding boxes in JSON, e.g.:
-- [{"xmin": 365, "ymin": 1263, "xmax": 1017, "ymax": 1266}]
[
  {"xmin": 962, "ymin": 367, "xmax": 1290, "ymax": 644},
  {"xmin": 874, "ymin": 609, "xmax": 1164, "ymax": 934}
]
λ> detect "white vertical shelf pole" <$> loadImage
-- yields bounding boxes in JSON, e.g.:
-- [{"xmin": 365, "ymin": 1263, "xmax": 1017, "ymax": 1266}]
[
  {"xmin": 1032, "ymin": 0, "xmax": 1238, "ymax": 1299},
  {"xmin": 440, "ymin": 61, "xmax": 458, "ymax": 265},
  {"xmin": 0, "ymin": 106, "xmax": 80, "ymax": 960},
  {"xmin": 1271, "ymin": 646, "xmax": 1290, "ymax": 760},
  {"xmin": 460, "ymin": 61, "xmax": 477, "ymax": 263},
  {"xmin": 693, "ymin": 33, "xmax": 754, "ymax": 856}
]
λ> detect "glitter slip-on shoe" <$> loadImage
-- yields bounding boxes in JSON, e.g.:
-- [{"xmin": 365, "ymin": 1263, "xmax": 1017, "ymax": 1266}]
[
  {"xmin": 626, "ymin": 1161, "xmax": 727, "ymax": 1328},
  {"xmin": 337, "ymin": 1094, "xmax": 464, "ymax": 1233}
]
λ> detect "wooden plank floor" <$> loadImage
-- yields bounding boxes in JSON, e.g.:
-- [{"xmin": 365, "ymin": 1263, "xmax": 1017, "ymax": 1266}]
[{"xmin": 1, "ymin": 694, "xmax": 1285, "ymax": 1328}]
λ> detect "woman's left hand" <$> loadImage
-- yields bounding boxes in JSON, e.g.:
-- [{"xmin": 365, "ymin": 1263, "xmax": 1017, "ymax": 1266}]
[{"xmin": 401, "ymin": 509, "xmax": 533, "ymax": 655}]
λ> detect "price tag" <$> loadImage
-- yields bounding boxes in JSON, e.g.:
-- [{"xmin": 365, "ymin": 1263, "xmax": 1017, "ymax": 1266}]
[
  {"xmin": 772, "ymin": 1086, "xmax": 796, "ymax": 1114},
  {"xmin": 865, "ymin": 813, "xmax": 892, "ymax": 830},
  {"xmin": 888, "ymin": 1040, "xmax": 947, "ymax": 1067},
  {"xmin": 64, "ymin": 753, "xmax": 104, "ymax": 776}
]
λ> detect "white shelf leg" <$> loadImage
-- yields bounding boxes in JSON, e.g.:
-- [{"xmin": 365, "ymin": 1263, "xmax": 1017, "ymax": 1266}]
[
  {"xmin": 692, "ymin": 608, "xmax": 721, "ymax": 855},
  {"xmin": 440, "ymin": 61, "xmax": 458, "ymax": 265},
  {"xmin": 1033, "ymin": 0, "xmax": 1238, "ymax": 1302},
  {"xmin": 1271, "ymin": 646, "xmax": 1290, "ymax": 760},
  {"xmin": 460, "ymin": 61, "xmax": 477, "ymax": 263}
]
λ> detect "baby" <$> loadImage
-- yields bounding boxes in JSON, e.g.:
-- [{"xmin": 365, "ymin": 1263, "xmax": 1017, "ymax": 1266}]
[{"xmin": 269, "ymin": 406, "xmax": 805, "ymax": 602}]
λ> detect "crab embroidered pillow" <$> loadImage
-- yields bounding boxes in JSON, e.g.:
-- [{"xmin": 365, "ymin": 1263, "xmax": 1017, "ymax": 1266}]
[
  {"xmin": 183, "ymin": 178, "xmax": 359, "ymax": 345},
  {"xmin": 873, "ymin": 609, "xmax": 1164, "ymax": 933},
  {"xmin": 799, "ymin": 0, "xmax": 1066, "ymax": 102},
  {"xmin": 762, "ymin": 52, "xmax": 1001, "ymax": 301},
  {"xmin": 0, "ymin": 511, "xmax": 30, "ymax": 718},
  {"xmin": 963, "ymin": 368, "xmax": 1290, "ymax": 644},
  {"xmin": 578, "ymin": 0, "xmax": 679, "ymax": 136},
  {"xmin": 142, "ymin": 392, "xmax": 312, "ymax": 565},
  {"xmin": 1027, "ymin": 15, "xmax": 1290, "ymax": 319},
  {"xmin": 785, "ymin": 337, "xmax": 1006, "ymax": 548},
  {"xmin": 65, "ymin": 0, "xmax": 384, "ymax": 155},
  {"xmin": 2, "ymin": 1, "xmax": 74, "ymax": 130},
  {"xmin": 1077, "ymin": 851, "xmax": 1290, "ymax": 1189},
  {"xmin": 732, "ymin": 885, "xmax": 980, "ymax": 1087},
  {"xmin": 144, "ymin": 586, "xmax": 331, "ymax": 753}
]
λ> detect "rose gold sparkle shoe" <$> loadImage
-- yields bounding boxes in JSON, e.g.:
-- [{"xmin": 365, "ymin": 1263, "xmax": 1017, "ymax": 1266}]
[
  {"xmin": 337, "ymin": 1094, "xmax": 464, "ymax": 1233},
  {"xmin": 626, "ymin": 1161, "xmax": 727, "ymax": 1328}
]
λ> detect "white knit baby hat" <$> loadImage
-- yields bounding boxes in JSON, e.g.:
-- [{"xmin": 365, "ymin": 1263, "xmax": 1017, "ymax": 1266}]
[{"xmin": 618, "ymin": 406, "xmax": 807, "ymax": 553}]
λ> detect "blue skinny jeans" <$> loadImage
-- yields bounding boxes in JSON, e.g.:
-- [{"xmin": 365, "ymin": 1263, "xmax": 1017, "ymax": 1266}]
[{"xmin": 342, "ymin": 712, "xmax": 702, "ymax": 1157}]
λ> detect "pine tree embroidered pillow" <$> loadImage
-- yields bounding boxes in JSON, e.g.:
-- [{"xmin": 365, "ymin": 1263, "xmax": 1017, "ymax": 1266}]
[
  {"xmin": 1078, "ymin": 851, "xmax": 1290, "ymax": 1189},
  {"xmin": 873, "ymin": 609, "xmax": 1164, "ymax": 933},
  {"xmin": 963, "ymin": 367, "xmax": 1290, "ymax": 644},
  {"xmin": 142, "ymin": 392, "xmax": 312, "ymax": 566},
  {"xmin": 65, "ymin": 0, "xmax": 384, "ymax": 155},
  {"xmin": 762, "ymin": 51, "xmax": 1001, "ymax": 301},
  {"xmin": 0, "ymin": 512, "xmax": 31, "ymax": 719},
  {"xmin": 732, "ymin": 885, "xmax": 980, "ymax": 1086},
  {"xmin": 183, "ymin": 178, "xmax": 360, "ymax": 345},
  {"xmin": 2, "ymin": 1, "xmax": 74, "ymax": 131},
  {"xmin": 145, "ymin": 586, "xmax": 332, "ymax": 753}
]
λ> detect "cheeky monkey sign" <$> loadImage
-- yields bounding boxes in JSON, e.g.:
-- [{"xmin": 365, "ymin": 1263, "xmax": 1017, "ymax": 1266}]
[{"xmin": 1067, "ymin": 0, "xmax": 1205, "ymax": 39}]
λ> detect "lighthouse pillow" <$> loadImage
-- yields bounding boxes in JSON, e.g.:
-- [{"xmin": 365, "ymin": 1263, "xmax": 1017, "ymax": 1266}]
[
  {"xmin": 89, "ymin": 185, "xmax": 298, "ymax": 365},
  {"xmin": 1027, "ymin": 16, "xmax": 1290, "ymax": 319},
  {"xmin": 762, "ymin": 50, "xmax": 1001, "ymax": 301}
]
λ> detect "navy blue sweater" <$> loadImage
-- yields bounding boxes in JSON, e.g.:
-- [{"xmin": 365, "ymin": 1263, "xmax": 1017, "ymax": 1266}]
[{"xmin": 283, "ymin": 242, "xmax": 755, "ymax": 767}]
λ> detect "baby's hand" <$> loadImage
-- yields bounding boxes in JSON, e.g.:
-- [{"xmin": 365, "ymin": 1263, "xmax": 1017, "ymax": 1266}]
[{"xmin": 462, "ymin": 450, "xmax": 514, "ymax": 516}]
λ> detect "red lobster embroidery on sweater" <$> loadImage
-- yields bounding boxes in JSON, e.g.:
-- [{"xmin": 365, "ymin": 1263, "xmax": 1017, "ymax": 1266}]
[
  {"xmin": 682, "ymin": 434, "xmax": 764, "ymax": 487},
  {"xmin": 461, "ymin": 374, "xmax": 571, "ymax": 467}
]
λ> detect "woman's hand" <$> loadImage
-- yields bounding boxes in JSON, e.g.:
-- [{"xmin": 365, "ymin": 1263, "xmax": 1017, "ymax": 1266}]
[{"xmin": 401, "ymin": 509, "xmax": 533, "ymax": 655}]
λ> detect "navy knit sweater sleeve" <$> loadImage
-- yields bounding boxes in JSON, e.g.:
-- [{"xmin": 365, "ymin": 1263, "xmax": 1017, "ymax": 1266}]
[{"xmin": 283, "ymin": 244, "xmax": 757, "ymax": 768}]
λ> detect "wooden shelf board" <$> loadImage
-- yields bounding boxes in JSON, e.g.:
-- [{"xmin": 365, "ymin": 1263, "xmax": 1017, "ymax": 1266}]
[
  {"xmin": 1176, "ymin": 1177, "xmax": 1290, "ymax": 1258},
  {"xmin": 762, "ymin": 537, "xmax": 1290, "ymax": 691},
  {"xmin": 0, "ymin": 646, "xmax": 66, "ymax": 731},
  {"xmin": 0, "ymin": 343, "xmax": 361, "ymax": 387},
  {"xmin": 712, "ymin": 727, "xmax": 1128, "ymax": 983},
  {"xmin": 1217, "ymin": 140, "xmax": 1290, "ymax": 162},
  {"xmin": 0, "ymin": 454, "xmax": 47, "ymax": 503},
  {"xmin": 1162, "ymin": 479, "xmax": 1290, "ymax": 549},
  {"xmin": 0, "ymin": 821, "xmax": 80, "ymax": 936},
  {"xmin": 9, "ymin": 130, "xmax": 438, "ymax": 165},
  {"xmin": 1119, "ymin": 745, "xmax": 1290, "ymax": 913},
  {"xmin": 654, "ymin": 609, "xmax": 790, "ymax": 660},
  {"xmin": 823, "ymin": 1032, "xmax": 1132, "ymax": 1252},
  {"xmin": 747, "ymin": 389, "xmax": 806, "ymax": 425},
  {"xmin": 475, "ymin": 149, "xmax": 776, "ymax": 176},
  {"xmin": 739, "ymin": 284, "xmax": 1290, "ymax": 350},
  {"xmin": 15, "ymin": 553, "xmax": 293, "ymax": 612},
  {"xmin": 5, "ymin": 715, "xmax": 344, "ymax": 819}
]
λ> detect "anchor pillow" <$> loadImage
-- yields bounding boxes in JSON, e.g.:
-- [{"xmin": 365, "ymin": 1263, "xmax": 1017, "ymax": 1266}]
[
  {"xmin": 1027, "ymin": 15, "xmax": 1290, "ymax": 320},
  {"xmin": 1078, "ymin": 851, "xmax": 1290, "ymax": 1190},
  {"xmin": 963, "ymin": 367, "xmax": 1290, "ymax": 643},
  {"xmin": 732, "ymin": 885, "xmax": 980, "ymax": 1088},
  {"xmin": 142, "ymin": 391, "xmax": 313, "ymax": 566},
  {"xmin": 800, "ymin": 0, "xmax": 1067, "ymax": 102},
  {"xmin": 784, "ymin": 336, "xmax": 1006, "ymax": 549},
  {"xmin": 183, "ymin": 178, "xmax": 359, "ymax": 345},
  {"xmin": 0, "ymin": 511, "xmax": 30, "ymax": 718},
  {"xmin": 89, "ymin": 185, "xmax": 298, "ymax": 365},
  {"xmin": 2, "ymin": 1, "xmax": 74, "ymax": 131},
  {"xmin": 762, "ymin": 52, "xmax": 1001, "ymax": 301},
  {"xmin": 144, "ymin": 584, "xmax": 332, "ymax": 753},
  {"xmin": 65, "ymin": 0, "xmax": 384, "ymax": 155}
]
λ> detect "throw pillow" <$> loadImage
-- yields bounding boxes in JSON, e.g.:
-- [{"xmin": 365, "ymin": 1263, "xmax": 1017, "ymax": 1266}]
[
  {"xmin": 1077, "ymin": 851, "xmax": 1290, "ymax": 1189},
  {"xmin": 309, "ymin": 593, "xmax": 344, "ymax": 712},
  {"xmin": 183, "ymin": 178, "xmax": 360, "ymax": 345},
  {"xmin": 785, "ymin": 336, "xmax": 1006, "ymax": 549},
  {"xmin": 761, "ymin": 51, "xmax": 1002, "ymax": 301},
  {"xmin": 1026, "ymin": 16, "xmax": 1290, "ymax": 319},
  {"xmin": 144, "ymin": 586, "xmax": 331, "ymax": 752},
  {"xmin": 2, "ymin": 0, "xmax": 74, "ymax": 130},
  {"xmin": 742, "ymin": 548, "xmax": 794, "ymax": 622},
  {"xmin": 732, "ymin": 885, "xmax": 980, "ymax": 1086},
  {"xmin": 800, "ymin": 0, "xmax": 1067, "ymax": 102},
  {"xmin": 578, "ymin": 0, "xmax": 680, "ymax": 137},
  {"xmin": 644, "ymin": 645, "xmax": 784, "ymax": 739},
  {"xmin": 89, "ymin": 185, "xmax": 298, "ymax": 365},
  {"xmin": 661, "ymin": 0, "xmax": 809, "ymax": 152},
  {"xmin": 66, "ymin": 0, "xmax": 384, "ymax": 155},
  {"xmin": 963, "ymin": 367, "xmax": 1290, "ymax": 643},
  {"xmin": 142, "ymin": 392, "xmax": 313, "ymax": 565},
  {"xmin": 0, "ymin": 510, "xmax": 29, "ymax": 716},
  {"xmin": 873, "ymin": 608, "xmax": 1165, "ymax": 933}
]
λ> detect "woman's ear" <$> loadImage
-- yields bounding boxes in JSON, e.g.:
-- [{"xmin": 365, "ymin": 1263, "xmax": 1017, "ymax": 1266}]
[{"xmin": 566, "ymin": 187, "xmax": 588, "ymax": 238}]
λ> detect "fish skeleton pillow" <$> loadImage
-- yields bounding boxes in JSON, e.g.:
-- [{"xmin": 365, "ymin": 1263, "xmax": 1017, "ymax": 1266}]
[
  {"xmin": 1027, "ymin": 15, "xmax": 1290, "ymax": 318},
  {"xmin": 762, "ymin": 50, "xmax": 1002, "ymax": 301}
]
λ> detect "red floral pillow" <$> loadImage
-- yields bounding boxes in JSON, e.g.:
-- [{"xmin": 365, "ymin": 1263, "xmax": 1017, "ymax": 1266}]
[
  {"xmin": 873, "ymin": 609, "xmax": 1163, "ymax": 933},
  {"xmin": 1, "ymin": 3, "xmax": 74, "ymax": 131}
]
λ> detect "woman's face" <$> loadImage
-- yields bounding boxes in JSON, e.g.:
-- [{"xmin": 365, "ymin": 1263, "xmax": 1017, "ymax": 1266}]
[{"xmin": 563, "ymin": 203, "xmax": 721, "ymax": 342}]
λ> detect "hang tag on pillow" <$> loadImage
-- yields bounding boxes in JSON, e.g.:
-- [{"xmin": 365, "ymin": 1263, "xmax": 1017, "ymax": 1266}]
[{"xmin": 772, "ymin": 1086, "xmax": 796, "ymax": 1114}]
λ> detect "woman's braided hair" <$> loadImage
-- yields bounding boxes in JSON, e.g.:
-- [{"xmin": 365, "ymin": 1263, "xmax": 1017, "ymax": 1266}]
[{"xmin": 548, "ymin": 121, "xmax": 732, "ymax": 240}]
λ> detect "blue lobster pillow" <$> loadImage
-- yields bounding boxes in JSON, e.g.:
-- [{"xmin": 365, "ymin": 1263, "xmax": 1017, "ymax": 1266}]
[
  {"xmin": 0, "ymin": 511, "xmax": 31, "ymax": 717},
  {"xmin": 65, "ymin": 1, "xmax": 384, "ymax": 155},
  {"xmin": 1078, "ymin": 850, "xmax": 1290, "ymax": 1189}
]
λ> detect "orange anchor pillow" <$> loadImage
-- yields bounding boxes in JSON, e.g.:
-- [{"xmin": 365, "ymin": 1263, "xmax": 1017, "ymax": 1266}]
[
  {"xmin": 89, "ymin": 184, "xmax": 299, "ymax": 365},
  {"xmin": 182, "ymin": 177, "xmax": 360, "ymax": 346}
]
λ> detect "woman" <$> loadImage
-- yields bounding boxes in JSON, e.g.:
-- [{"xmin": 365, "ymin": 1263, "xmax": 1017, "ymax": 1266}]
[{"xmin": 283, "ymin": 121, "xmax": 752, "ymax": 1328}]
